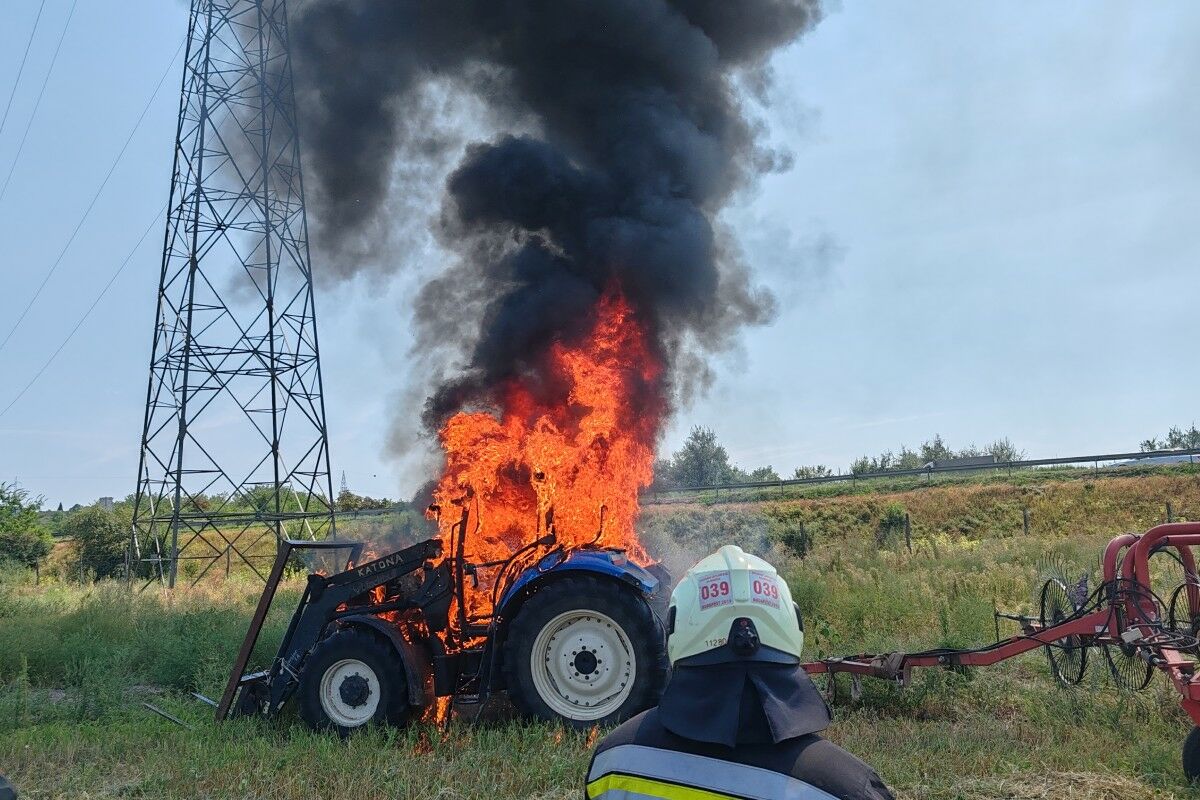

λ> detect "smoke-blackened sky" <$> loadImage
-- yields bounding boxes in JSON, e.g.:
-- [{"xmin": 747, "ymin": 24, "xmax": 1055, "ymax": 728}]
[{"xmin": 292, "ymin": 0, "xmax": 822, "ymax": 428}]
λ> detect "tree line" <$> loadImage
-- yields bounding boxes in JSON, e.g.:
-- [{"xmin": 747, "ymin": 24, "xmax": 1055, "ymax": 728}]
[
  {"xmin": 0, "ymin": 483, "xmax": 410, "ymax": 582},
  {"xmin": 847, "ymin": 434, "xmax": 1025, "ymax": 476},
  {"xmin": 654, "ymin": 421, "xmax": 1200, "ymax": 492},
  {"xmin": 3, "ymin": 423, "xmax": 1195, "ymax": 576},
  {"xmin": 653, "ymin": 428, "xmax": 1027, "ymax": 489},
  {"xmin": 1140, "ymin": 424, "xmax": 1200, "ymax": 453},
  {"xmin": 654, "ymin": 427, "xmax": 837, "ymax": 489}
]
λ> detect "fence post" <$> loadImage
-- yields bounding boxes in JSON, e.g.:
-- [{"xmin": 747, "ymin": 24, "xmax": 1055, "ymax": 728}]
[
  {"xmin": 1022, "ymin": 508, "xmax": 1031, "ymax": 536},
  {"xmin": 904, "ymin": 513, "xmax": 912, "ymax": 554},
  {"xmin": 1168, "ymin": 502, "xmax": 1175, "ymax": 523}
]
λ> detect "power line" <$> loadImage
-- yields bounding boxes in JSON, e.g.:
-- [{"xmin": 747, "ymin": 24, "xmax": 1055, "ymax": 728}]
[
  {"xmin": 0, "ymin": 0, "xmax": 48, "ymax": 138},
  {"xmin": 0, "ymin": 35, "xmax": 184, "ymax": 356},
  {"xmin": 0, "ymin": 207, "xmax": 163, "ymax": 422},
  {"xmin": 0, "ymin": 0, "xmax": 78, "ymax": 204},
  {"xmin": 0, "ymin": 475, "xmax": 129, "ymax": 480}
]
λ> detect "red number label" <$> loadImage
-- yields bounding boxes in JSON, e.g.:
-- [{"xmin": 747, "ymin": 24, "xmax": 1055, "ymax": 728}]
[
  {"xmin": 751, "ymin": 573, "xmax": 781, "ymax": 607},
  {"xmin": 698, "ymin": 571, "xmax": 733, "ymax": 608},
  {"xmin": 701, "ymin": 580, "xmax": 730, "ymax": 600}
]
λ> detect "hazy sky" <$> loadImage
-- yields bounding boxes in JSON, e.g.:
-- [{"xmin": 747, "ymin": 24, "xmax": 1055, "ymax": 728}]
[{"xmin": 1, "ymin": 1, "xmax": 1197, "ymax": 508}]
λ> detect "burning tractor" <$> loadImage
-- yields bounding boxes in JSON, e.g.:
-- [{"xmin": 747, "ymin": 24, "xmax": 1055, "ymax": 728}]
[
  {"xmin": 218, "ymin": 292, "xmax": 671, "ymax": 731},
  {"xmin": 216, "ymin": 502, "xmax": 669, "ymax": 733}
]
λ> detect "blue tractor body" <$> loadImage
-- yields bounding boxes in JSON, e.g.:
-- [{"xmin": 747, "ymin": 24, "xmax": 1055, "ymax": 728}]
[{"xmin": 498, "ymin": 547, "xmax": 661, "ymax": 611}]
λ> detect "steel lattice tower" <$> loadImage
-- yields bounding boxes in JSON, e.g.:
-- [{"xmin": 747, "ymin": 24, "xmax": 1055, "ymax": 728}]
[{"xmin": 132, "ymin": 0, "xmax": 334, "ymax": 587}]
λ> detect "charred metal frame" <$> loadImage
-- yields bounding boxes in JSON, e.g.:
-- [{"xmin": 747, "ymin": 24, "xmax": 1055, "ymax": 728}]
[
  {"xmin": 131, "ymin": 0, "xmax": 335, "ymax": 587},
  {"xmin": 214, "ymin": 537, "xmax": 453, "ymax": 721},
  {"xmin": 215, "ymin": 537, "xmax": 362, "ymax": 720}
]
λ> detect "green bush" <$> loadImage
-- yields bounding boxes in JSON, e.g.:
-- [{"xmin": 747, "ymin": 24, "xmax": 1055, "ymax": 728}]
[
  {"xmin": 875, "ymin": 502, "xmax": 907, "ymax": 549},
  {"xmin": 61, "ymin": 507, "xmax": 126, "ymax": 580},
  {"xmin": 0, "ymin": 483, "xmax": 52, "ymax": 575}
]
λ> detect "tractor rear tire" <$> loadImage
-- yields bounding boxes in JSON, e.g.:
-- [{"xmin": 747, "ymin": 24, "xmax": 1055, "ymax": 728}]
[
  {"xmin": 1184, "ymin": 726, "xmax": 1200, "ymax": 783},
  {"xmin": 503, "ymin": 575, "xmax": 667, "ymax": 728},
  {"xmin": 298, "ymin": 627, "xmax": 410, "ymax": 737}
]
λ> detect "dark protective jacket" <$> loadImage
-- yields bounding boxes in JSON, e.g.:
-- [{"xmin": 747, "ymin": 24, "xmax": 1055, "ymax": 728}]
[
  {"xmin": 585, "ymin": 708, "xmax": 893, "ymax": 800},
  {"xmin": 585, "ymin": 663, "xmax": 893, "ymax": 800}
]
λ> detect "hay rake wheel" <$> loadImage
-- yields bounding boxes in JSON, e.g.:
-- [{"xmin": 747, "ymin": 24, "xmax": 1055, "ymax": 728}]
[
  {"xmin": 1155, "ymin": 543, "xmax": 1200, "ymax": 646},
  {"xmin": 1102, "ymin": 641, "xmax": 1154, "ymax": 692},
  {"xmin": 1169, "ymin": 582, "xmax": 1200, "ymax": 640},
  {"xmin": 1100, "ymin": 554, "xmax": 1153, "ymax": 692},
  {"xmin": 1095, "ymin": 545, "xmax": 1183, "ymax": 692},
  {"xmin": 1039, "ymin": 576, "xmax": 1088, "ymax": 685}
]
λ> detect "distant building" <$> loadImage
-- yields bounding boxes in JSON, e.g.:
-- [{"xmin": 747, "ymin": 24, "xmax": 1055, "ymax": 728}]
[{"xmin": 98, "ymin": 497, "xmax": 114, "ymax": 511}]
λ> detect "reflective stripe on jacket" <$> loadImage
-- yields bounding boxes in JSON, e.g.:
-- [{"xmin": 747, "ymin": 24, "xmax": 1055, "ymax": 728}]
[{"xmin": 586, "ymin": 744, "xmax": 838, "ymax": 800}]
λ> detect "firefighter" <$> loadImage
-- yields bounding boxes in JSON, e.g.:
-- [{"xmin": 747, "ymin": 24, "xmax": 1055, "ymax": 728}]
[{"xmin": 586, "ymin": 545, "xmax": 893, "ymax": 800}]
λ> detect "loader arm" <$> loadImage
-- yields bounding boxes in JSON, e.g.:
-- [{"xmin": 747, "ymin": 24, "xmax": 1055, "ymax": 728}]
[{"xmin": 216, "ymin": 537, "xmax": 444, "ymax": 721}]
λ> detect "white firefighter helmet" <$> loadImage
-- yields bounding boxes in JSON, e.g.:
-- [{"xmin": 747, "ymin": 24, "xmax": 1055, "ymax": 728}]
[{"xmin": 667, "ymin": 545, "xmax": 804, "ymax": 666}]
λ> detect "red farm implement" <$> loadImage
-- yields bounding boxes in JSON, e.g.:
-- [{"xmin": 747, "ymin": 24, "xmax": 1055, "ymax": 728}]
[{"xmin": 801, "ymin": 522, "xmax": 1200, "ymax": 780}]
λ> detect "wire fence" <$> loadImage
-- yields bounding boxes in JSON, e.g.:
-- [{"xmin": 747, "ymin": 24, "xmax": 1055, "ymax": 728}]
[
  {"xmin": 332, "ymin": 506, "xmax": 413, "ymax": 520},
  {"xmin": 642, "ymin": 447, "xmax": 1200, "ymax": 503}
]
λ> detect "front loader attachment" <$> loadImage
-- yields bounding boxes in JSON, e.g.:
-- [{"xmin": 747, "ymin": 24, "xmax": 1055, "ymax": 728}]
[
  {"xmin": 216, "ymin": 538, "xmax": 363, "ymax": 721},
  {"xmin": 216, "ymin": 536, "xmax": 446, "ymax": 722}
]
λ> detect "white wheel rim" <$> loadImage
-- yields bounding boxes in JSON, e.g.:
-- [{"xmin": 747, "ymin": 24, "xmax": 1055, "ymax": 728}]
[
  {"xmin": 318, "ymin": 658, "xmax": 380, "ymax": 728},
  {"xmin": 530, "ymin": 609, "xmax": 636, "ymax": 721}
]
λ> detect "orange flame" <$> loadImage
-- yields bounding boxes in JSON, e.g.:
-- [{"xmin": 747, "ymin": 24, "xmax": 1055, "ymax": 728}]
[{"xmin": 432, "ymin": 289, "xmax": 661, "ymax": 621}]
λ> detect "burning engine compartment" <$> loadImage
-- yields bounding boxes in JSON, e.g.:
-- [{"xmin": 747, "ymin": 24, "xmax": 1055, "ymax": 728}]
[{"xmin": 430, "ymin": 289, "xmax": 662, "ymax": 626}]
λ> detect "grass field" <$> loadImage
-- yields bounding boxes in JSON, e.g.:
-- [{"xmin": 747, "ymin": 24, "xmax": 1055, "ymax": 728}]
[{"xmin": 4, "ymin": 469, "xmax": 1200, "ymax": 798}]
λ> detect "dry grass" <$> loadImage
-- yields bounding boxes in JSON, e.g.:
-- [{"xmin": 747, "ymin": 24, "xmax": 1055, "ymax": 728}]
[
  {"xmin": 901, "ymin": 772, "xmax": 1177, "ymax": 800},
  {"xmin": 646, "ymin": 471, "xmax": 1200, "ymax": 544}
]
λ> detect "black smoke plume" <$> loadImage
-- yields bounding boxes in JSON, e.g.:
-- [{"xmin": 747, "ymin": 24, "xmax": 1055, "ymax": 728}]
[{"xmin": 291, "ymin": 0, "xmax": 822, "ymax": 429}]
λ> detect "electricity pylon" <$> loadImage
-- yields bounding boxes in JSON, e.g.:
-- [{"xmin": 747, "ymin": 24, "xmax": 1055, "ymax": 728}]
[{"xmin": 131, "ymin": 0, "xmax": 334, "ymax": 587}]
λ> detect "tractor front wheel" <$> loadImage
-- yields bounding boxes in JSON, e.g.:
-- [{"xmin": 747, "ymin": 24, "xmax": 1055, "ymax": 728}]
[
  {"xmin": 298, "ymin": 627, "xmax": 410, "ymax": 737},
  {"xmin": 503, "ymin": 575, "xmax": 666, "ymax": 728}
]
